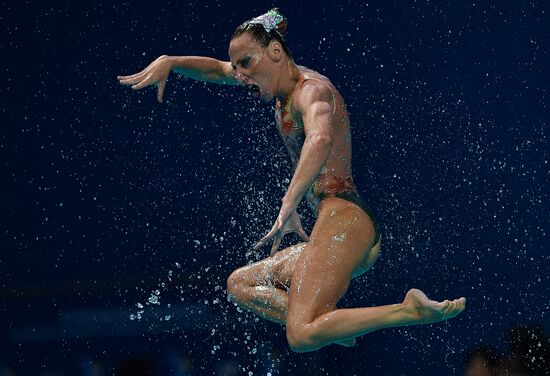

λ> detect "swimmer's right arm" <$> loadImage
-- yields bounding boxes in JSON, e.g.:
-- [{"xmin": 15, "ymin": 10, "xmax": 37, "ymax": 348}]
[{"xmin": 117, "ymin": 55, "xmax": 239, "ymax": 103}]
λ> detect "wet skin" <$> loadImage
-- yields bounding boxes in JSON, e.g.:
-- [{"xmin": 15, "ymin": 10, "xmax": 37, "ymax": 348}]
[
  {"xmin": 227, "ymin": 33, "xmax": 466, "ymax": 351},
  {"xmin": 118, "ymin": 32, "xmax": 467, "ymax": 352}
]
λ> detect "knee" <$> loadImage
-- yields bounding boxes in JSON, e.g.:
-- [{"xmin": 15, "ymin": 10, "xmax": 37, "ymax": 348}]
[
  {"xmin": 226, "ymin": 269, "xmax": 246, "ymax": 303},
  {"xmin": 286, "ymin": 324, "xmax": 317, "ymax": 353}
]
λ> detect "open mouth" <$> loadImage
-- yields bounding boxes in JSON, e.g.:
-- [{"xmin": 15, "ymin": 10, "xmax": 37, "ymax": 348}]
[{"xmin": 245, "ymin": 84, "xmax": 261, "ymax": 97}]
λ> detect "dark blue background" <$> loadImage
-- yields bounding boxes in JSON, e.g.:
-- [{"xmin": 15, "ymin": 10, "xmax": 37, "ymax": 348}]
[{"xmin": 1, "ymin": 0, "xmax": 548, "ymax": 375}]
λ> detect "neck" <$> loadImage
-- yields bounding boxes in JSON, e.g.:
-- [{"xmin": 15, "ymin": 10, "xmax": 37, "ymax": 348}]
[{"xmin": 275, "ymin": 59, "xmax": 301, "ymax": 101}]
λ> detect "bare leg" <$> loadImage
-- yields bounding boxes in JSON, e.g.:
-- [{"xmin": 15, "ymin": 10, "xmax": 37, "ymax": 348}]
[
  {"xmin": 227, "ymin": 243, "xmax": 305, "ymax": 326},
  {"xmin": 228, "ymin": 284, "xmax": 289, "ymax": 325},
  {"xmin": 229, "ymin": 283, "xmax": 357, "ymax": 347},
  {"xmin": 285, "ymin": 197, "xmax": 466, "ymax": 352},
  {"xmin": 227, "ymin": 242, "xmax": 357, "ymax": 347},
  {"xmin": 289, "ymin": 289, "xmax": 466, "ymax": 352}
]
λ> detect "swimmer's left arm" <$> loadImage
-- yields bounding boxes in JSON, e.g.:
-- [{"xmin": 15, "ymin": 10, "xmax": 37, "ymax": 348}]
[{"xmin": 281, "ymin": 85, "xmax": 334, "ymax": 210}]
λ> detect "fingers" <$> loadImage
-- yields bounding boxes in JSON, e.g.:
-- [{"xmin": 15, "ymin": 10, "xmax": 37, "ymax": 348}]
[
  {"xmin": 117, "ymin": 70, "xmax": 145, "ymax": 81},
  {"xmin": 254, "ymin": 231, "xmax": 274, "ymax": 250},
  {"xmin": 297, "ymin": 227, "xmax": 310, "ymax": 242},
  {"xmin": 270, "ymin": 236, "xmax": 282, "ymax": 256},
  {"xmin": 131, "ymin": 76, "xmax": 153, "ymax": 90},
  {"xmin": 117, "ymin": 71, "xmax": 147, "ymax": 86},
  {"xmin": 118, "ymin": 69, "xmax": 147, "ymax": 80},
  {"xmin": 118, "ymin": 72, "xmax": 167, "ymax": 103},
  {"xmin": 119, "ymin": 75, "xmax": 147, "ymax": 87},
  {"xmin": 254, "ymin": 223, "xmax": 283, "ymax": 254},
  {"xmin": 255, "ymin": 219, "xmax": 282, "ymax": 250},
  {"xmin": 157, "ymin": 79, "xmax": 166, "ymax": 103}
]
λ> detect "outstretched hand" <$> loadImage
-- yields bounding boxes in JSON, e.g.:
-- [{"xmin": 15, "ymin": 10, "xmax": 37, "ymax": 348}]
[
  {"xmin": 254, "ymin": 205, "xmax": 310, "ymax": 257},
  {"xmin": 117, "ymin": 55, "xmax": 172, "ymax": 103}
]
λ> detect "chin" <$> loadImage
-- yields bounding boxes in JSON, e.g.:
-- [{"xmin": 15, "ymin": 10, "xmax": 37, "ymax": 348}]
[{"xmin": 261, "ymin": 90, "xmax": 275, "ymax": 101}]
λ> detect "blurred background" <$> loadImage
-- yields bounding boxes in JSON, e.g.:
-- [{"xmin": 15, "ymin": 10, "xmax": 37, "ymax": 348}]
[{"xmin": 1, "ymin": 0, "xmax": 548, "ymax": 375}]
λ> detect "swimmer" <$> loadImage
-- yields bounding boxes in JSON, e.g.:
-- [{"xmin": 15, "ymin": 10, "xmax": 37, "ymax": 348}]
[{"xmin": 117, "ymin": 8, "xmax": 466, "ymax": 352}]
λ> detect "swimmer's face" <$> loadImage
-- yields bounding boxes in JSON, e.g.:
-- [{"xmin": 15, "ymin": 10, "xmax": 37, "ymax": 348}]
[{"xmin": 228, "ymin": 33, "xmax": 282, "ymax": 100}]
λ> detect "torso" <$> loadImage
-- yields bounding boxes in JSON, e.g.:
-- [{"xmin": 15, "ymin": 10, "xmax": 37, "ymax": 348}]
[{"xmin": 274, "ymin": 66, "xmax": 357, "ymax": 214}]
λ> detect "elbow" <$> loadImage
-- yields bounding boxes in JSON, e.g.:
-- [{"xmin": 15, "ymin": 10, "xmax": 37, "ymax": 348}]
[{"xmin": 310, "ymin": 133, "xmax": 333, "ymax": 148}]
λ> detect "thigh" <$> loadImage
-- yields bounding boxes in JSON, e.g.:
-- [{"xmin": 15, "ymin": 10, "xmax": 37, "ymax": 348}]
[
  {"xmin": 287, "ymin": 198, "xmax": 377, "ymax": 324},
  {"xmin": 231, "ymin": 242, "xmax": 307, "ymax": 290}
]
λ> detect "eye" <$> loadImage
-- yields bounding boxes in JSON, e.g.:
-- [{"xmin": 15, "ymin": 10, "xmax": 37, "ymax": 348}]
[{"xmin": 241, "ymin": 57, "xmax": 251, "ymax": 68}]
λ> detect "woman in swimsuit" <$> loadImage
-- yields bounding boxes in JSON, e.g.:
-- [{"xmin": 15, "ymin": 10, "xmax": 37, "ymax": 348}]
[{"xmin": 117, "ymin": 9, "xmax": 466, "ymax": 352}]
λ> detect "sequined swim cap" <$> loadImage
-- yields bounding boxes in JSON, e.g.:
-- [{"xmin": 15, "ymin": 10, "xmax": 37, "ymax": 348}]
[{"xmin": 244, "ymin": 8, "xmax": 287, "ymax": 40}]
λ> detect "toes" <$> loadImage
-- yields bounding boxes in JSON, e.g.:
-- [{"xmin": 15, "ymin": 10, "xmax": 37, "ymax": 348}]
[
  {"xmin": 452, "ymin": 298, "xmax": 465, "ymax": 311},
  {"xmin": 457, "ymin": 298, "xmax": 466, "ymax": 312},
  {"xmin": 443, "ymin": 299, "xmax": 465, "ymax": 319},
  {"xmin": 441, "ymin": 302, "xmax": 452, "ymax": 317}
]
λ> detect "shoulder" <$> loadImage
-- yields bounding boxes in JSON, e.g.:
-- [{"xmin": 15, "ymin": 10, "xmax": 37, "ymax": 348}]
[{"xmin": 293, "ymin": 75, "xmax": 335, "ymax": 115}]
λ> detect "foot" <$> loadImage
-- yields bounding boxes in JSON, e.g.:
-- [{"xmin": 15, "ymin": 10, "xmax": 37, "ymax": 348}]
[
  {"xmin": 402, "ymin": 288, "xmax": 466, "ymax": 325},
  {"xmin": 335, "ymin": 338, "xmax": 356, "ymax": 347}
]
